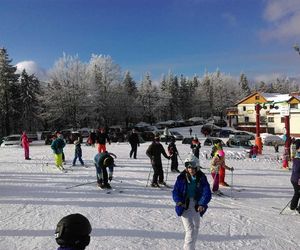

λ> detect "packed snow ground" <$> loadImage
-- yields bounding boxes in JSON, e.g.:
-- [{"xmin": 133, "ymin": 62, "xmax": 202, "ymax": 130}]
[{"xmin": 0, "ymin": 126, "xmax": 299, "ymax": 250}]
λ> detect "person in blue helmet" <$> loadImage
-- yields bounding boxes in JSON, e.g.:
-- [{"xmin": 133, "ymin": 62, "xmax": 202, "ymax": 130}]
[{"xmin": 172, "ymin": 158, "xmax": 211, "ymax": 250}]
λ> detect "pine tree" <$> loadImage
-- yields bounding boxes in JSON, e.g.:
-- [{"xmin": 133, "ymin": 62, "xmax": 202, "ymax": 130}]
[
  {"xmin": 19, "ymin": 70, "xmax": 42, "ymax": 131},
  {"xmin": 0, "ymin": 48, "xmax": 20, "ymax": 135},
  {"xmin": 239, "ymin": 73, "xmax": 251, "ymax": 98}
]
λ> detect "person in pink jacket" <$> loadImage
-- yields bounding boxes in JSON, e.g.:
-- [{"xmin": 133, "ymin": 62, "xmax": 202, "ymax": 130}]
[{"xmin": 21, "ymin": 131, "xmax": 31, "ymax": 160}]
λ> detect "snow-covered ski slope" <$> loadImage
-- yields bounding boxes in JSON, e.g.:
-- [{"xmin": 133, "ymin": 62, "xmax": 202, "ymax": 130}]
[{"xmin": 0, "ymin": 126, "xmax": 299, "ymax": 250}]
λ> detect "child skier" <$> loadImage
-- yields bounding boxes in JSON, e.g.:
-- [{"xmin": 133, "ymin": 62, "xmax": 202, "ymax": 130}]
[
  {"xmin": 72, "ymin": 140, "xmax": 85, "ymax": 166},
  {"xmin": 168, "ymin": 137, "xmax": 180, "ymax": 173},
  {"xmin": 210, "ymin": 150, "xmax": 233, "ymax": 194},
  {"xmin": 51, "ymin": 132, "xmax": 66, "ymax": 171}
]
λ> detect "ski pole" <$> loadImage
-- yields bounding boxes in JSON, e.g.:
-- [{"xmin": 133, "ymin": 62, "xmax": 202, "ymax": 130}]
[
  {"xmin": 146, "ymin": 166, "xmax": 152, "ymax": 187},
  {"xmin": 65, "ymin": 180, "xmax": 97, "ymax": 189},
  {"xmin": 279, "ymin": 200, "xmax": 292, "ymax": 215},
  {"xmin": 178, "ymin": 154, "xmax": 184, "ymax": 165},
  {"xmin": 230, "ymin": 169, "xmax": 234, "ymax": 198},
  {"xmin": 165, "ymin": 159, "xmax": 170, "ymax": 182}
]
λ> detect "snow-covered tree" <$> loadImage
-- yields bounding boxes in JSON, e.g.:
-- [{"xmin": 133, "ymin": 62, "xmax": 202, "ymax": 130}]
[
  {"xmin": 42, "ymin": 53, "xmax": 88, "ymax": 129},
  {"xmin": 19, "ymin": 70, "xmax": 42, "ymax": 131},
  {"xmin": 137, "ymin": 73, "xmax": 159, "ymax": 124},
  {"xmin": 0, "ymin": 48, "xmax": 20, "ymax": 135},
  {"xmin": 86, "ymin": 54, "xmax": 122, "ymax": 127}
]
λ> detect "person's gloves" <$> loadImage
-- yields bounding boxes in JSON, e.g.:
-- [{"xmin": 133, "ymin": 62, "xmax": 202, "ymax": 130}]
[
  {"xmin": 230, "ymin": 167, "xmax": 234, "ymax": 171},
  {"xmin": 176, "ymin": 202, "xmax": 184, "ymax": 207}
]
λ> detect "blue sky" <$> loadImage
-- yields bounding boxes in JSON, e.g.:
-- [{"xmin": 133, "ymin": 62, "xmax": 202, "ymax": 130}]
[{"xmin": 1, "ymin": 0, "xmax": 300, "ymax": 82}]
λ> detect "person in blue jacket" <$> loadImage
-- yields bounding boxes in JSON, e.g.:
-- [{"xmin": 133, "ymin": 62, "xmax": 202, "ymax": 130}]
[
  {"xmin": 172, "ymin": 158, "xmax": 211, "ymax": 250},
  {"xmin": 51, "ymin": 131, "xmax": 66, "ymax": 171},
  {"xmin": 290, "ymin": 139, "xmax": 300, "ymax": 213},
  {"xmin": 94, "ymin": 151, "xmax": 116, "ymax": 189}
]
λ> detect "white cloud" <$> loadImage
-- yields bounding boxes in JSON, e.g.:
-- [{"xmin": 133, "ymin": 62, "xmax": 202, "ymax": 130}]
[
  {"xmin": 260, "ymin": 0, "xmax": 300, "ymax": 41},
  {"xmin": 15, "ymin": 60, "xmax": 47, "ymax": 80}
]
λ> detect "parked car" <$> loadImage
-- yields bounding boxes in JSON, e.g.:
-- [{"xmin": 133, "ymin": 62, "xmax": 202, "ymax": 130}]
[
  {"xmin": 226, "ymin": 138, "xmax": 253, "ymax": 149},
  {"xmin": 41, "ymin": 131, "xmax": 52, "ymax": 140},
  {"xmin": 160, "ymin": 131, "xmax": 184, "ymax": 141},
  {"xmin": 203, "ymin": 138, "xmax": 226, "ymax": 147},
  {"xmin": 263, "ymin": 135, "xmax": 285, "ymax": 146},
  {"xmin": 1, "ymin": 134, "xmax": 21, "ymax": 147},
  {"xmin": 201, "ymin": 124, "xmax": 221, "ymax": 136},
  {"xmin": 140, "ymin": 131, "xmax": 156, "ymax": 141},
  {"xmin": 182, "ymin": 137, "xmax": 193, "ymax": 144},
  {"xmin": 230, "ymin": 131, "xmax": 255, "ymax": 140}
]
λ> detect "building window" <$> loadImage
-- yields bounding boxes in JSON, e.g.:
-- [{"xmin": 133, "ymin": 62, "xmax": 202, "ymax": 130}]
[
  {"xmin": 245, "ymin": 117, "xmax": 249, "ymax": 123},
  {"xmin": 268, "ymin": 117, "xmax": 274, "ymax": 123},
  {"xmin": 290, "ymin": 103, "xmax": 298, "ymax": 109},
  {"xmin": 255, "ymin": 96, "xmax": 260, "ymax": 100},
  {"xmin": 243, "ymin": 106, "xmax": 246, "ymax": 111},
  {"xmin": 281, "ymin": 117, "xmax": 285, "ymax": 123}
]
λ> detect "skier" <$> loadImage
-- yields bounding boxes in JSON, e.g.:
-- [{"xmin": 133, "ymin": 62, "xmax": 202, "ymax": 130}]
[
  {"xmin": 210, "ymin": 150, "xmax": 233, "ymax": 194},
  {"xmin": 72, "ymin": 140, "xmax": 85, "ymax": 166},
  {"xmin": 168, "ymin": 137, "xmax": 180, "ymax": 173},
  {"xmin": 55, "ymin": 213, "xmax": 92, "ymax": 250},
  {"xmin": 190, "ymin": 137, "xmax": 201, "ymax": 159},
  {"xmin": 189, "ymin": 127, "xmax": 192, "ymax": 136},
  {"xmin": 210, "ymin": 139, "xmax": 229, "ymax": 186},
  {"xmin": 172, "ymin": 158, "xmax": 211, "ymax": 250},
  {"xmin": 128, "ymin": 128, "xmax": 140, "ymax": 159},
  {"xmin": 146, "ymin": 133, "xmax": 170, "ymax": 187},
  {"xmin": 51, "ymin": 131, "xmax": 66, "ymax": 171},
  {"xmin": 21, "ymin": 131, "xmax": 31, "ymax": 160},
  {"xmin": 94, "ymin": 151, "xmax": 116, "ymax": 189},
  {"xmin": 290, "ymin": 139, "xmax": 300, "ymax": 213},
  {"xmin": 96, "ymin": 128, "xmax": 111, "ymax": 153}
]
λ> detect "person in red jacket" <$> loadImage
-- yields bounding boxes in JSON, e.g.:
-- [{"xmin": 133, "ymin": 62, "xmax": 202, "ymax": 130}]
[{"xmin": 21, "ymin": 131, "xmax": 31, "ymax": 160}]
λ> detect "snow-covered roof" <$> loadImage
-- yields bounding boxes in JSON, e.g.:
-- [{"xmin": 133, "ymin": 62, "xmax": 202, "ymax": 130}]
[{"xmin": 261, "ymin": 93, "xmax": 291, "ymax": 103}]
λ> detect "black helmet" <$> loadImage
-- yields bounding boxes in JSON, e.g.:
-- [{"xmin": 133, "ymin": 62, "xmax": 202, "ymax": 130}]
[
  {"xmin": 103, "ymin": 155, "xmax": 115, "ymax": 167},
  {"xmin": 55, "ymin": 213, "xmax": 92, "ymax": 249}
]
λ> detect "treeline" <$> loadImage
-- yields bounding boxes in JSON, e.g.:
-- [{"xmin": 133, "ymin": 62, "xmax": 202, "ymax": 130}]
[{"xmin": 0, "ymin": 48, "xmax": 299, "ymax": 136}]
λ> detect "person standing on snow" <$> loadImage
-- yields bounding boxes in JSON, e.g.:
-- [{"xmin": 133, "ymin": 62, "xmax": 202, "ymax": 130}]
[
  {"xmin": 190, "ymin": 137, "xmax": 201, "ymax": 159},
  {"xmin": 128, "ymin": 128, "xmax": 140, "ymax": 159},
  {"xmin": 172, "ymin": 159, "xmax": 211, "ymax": 250},
  {"xmin": 51, "ymin": 131, "xmax": 66, "ymax": 171},
  {"xmin": 21, "ymin": 131, "xmax": 31, "ymax": 160},
  {"xmin": 290, "ymin": 139, "xmax": 300, "ymax": 213},
  {"xmin": 189, "ymin": 127, "xmax": 193, "ymax": 136},
  {"xmin": 168, "ymin": 137, "xmax": 180, "ymax": 173},
  {"xmin": 210, "ymin": 150, "xmax": 233, "ymax": 194},
  {"xmin": 146, "ymin": 133, "xmax": 170, "ymax": 187},
  {"xmin": 72, "ymin": 140, "xmax": 85, "ymax": 166},
  {"xmin": 94, "ymin": 151, "xmax": 116, "ymax": 189},
  {"xmin": 55, "ymin": 213, "xmax": 92, "ymax": 250},
  {"xmin": 96, "ymin": 128, "xmax": 111, "ymax": 153}
]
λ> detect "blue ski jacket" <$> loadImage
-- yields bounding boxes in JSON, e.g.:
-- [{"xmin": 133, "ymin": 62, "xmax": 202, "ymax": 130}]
[{"xmin": 172, "ymin": 170, "xmax": 211, "ymax": 217}]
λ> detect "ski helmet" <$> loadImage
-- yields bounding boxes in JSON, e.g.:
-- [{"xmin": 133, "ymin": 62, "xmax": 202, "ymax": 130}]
[
  {"xmin": 184, "ymin": 156, "xmax": 197, "ymax": 168},
  {"xmin": 55, "ymin": 213, "xmax": 92, "ymax": 249},
  {"xmin": 103, "ymin": 155, "xmax": 114, "ymax": 167}
]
